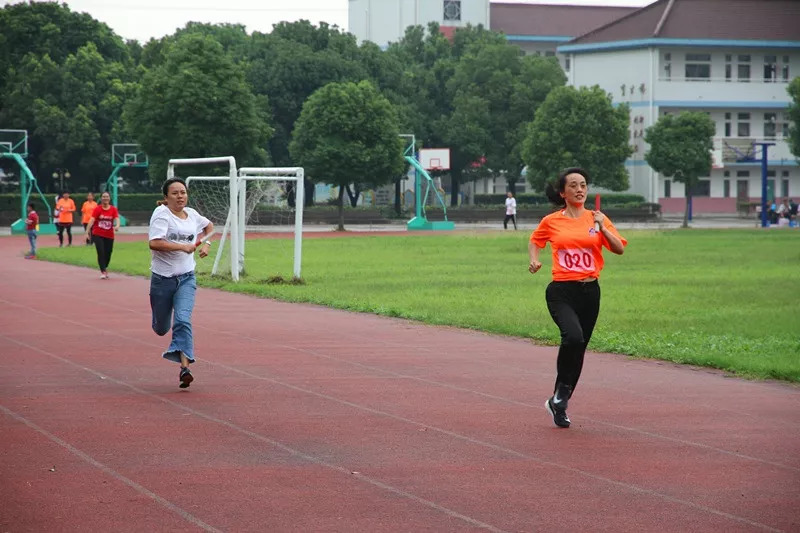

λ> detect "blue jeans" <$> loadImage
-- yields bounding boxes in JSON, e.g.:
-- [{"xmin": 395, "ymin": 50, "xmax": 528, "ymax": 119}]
[
  {"xmin": 150, "ymin": 271, "xmax": 196, "ymax": 364},
  {"xmin": 26, "ymin": 230, "xmax": 37, "ymax": 255}
]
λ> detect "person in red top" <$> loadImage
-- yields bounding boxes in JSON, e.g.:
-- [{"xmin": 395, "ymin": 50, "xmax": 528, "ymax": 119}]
[
  {"xmin": 25, "ymin": 202, "xmax": 39, "ymax": 259},
  {"xmin": 55, "ymin": 191, "xmax": 76, "ymax": 247},
  {"xmin": 529, "ymin": 167, "xmax": 627, "ymax": 428},
  {"xmin": 85, "ymin": 191, "xmax": 120, "ymax": 279}
]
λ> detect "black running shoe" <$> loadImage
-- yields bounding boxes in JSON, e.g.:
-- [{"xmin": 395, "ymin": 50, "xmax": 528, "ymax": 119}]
[
  {"xmin": 545, "ymin": 397, "xmax": 571, "ymax": 428},
  {"xmin": 179, "ymin": 367, "xmax": 193, "ymax": 388}
]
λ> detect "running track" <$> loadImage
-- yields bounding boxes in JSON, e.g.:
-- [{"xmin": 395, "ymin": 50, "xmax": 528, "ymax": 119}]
[{"xmin": 1, "ymin": 233, "xmax": 798, "ymax": 532}]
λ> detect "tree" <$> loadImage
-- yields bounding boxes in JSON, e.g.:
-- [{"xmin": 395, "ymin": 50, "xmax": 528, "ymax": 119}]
[
  {"xmin": 290, "ymin": 80, "xmax": 405, "ymax": 230},
  {"xmin": 448, "ymin": 44, "xmax": 565, "ymax": 194},
  {"xmin": 645, "ymin": 112, "xmax": 715, "ymax": 228},
  {"xmin": 521, "ymin": 85, "xmax": 632, "ymax": 193},
  {"xmin": 124, "ymin": 33, "xmax": 273, "ymax": 180},
  {"xmin": 787, "ymin": 76, "xmax": 800, "ymax": 159}
]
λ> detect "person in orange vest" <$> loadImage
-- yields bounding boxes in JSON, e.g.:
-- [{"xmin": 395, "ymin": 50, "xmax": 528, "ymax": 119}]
[
  {"xmin": 81, "ymin": 192, "xmax": 98, "ymax": 245},
  {"xmin": 55, "ymin": 191, "xmax": 76, "ymax": 247}
]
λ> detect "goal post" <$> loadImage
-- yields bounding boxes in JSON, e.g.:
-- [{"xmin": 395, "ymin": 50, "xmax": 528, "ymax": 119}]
[{"xmin": 238, "ymin": 167, "xmax": 304, "ymax": 279}]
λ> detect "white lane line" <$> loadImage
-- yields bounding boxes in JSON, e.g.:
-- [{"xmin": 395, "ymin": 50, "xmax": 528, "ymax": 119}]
[{"xmin": 0, "ymin": 403, "xmax": 221, "ymax": 533}]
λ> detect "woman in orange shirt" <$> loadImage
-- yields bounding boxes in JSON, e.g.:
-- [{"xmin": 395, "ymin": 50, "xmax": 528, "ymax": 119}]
[
  {"xmin": 55, "ymin": 191, "xmax": 77, "ymax": 247},
  {"xmin": 81, "ymin": 192, "xmax": 98, "ymax": 245},
  {"xmin": 529, "ymin": 167, "xmax": 627, "ymax": 428}
]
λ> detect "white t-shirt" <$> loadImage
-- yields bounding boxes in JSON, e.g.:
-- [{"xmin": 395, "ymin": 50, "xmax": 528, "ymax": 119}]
[
  {"xmin": 505, "ymin": 197, "xmax": 517, "ymax": 215},
  {"xmin": 148, "ymin": 205, "xmax": 211, "ymax": 277}
]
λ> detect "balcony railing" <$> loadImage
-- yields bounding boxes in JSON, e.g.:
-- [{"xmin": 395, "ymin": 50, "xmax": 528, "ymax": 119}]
[
  {"xmin": 712, "ymin": 137, "xmax": 794, "ymax": 164},
  {"xmin": 658, "ymin": 76, "xmax": 791, "ymax": 84}
]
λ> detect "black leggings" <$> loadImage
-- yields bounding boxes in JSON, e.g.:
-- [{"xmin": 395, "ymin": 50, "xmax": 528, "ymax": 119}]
[
  {"xmin": 94, "ymin": 236, "xmax": 114, "ymax": 272},
  {"xmin": 503, "ymin": 214, "xmax": 517, "ymax": 229},
  {"xmin": 57, "ymin": 223, "xmax": 72, "ymax": 245},
  {"xmin": 545, "ymin": 280, "xmax": 601, "ymax": 396}
]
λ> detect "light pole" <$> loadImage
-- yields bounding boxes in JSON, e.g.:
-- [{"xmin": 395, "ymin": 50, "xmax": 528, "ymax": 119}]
[{"xmin": 52, "ymin": 168, "xmax": 70, "ymax": 192}]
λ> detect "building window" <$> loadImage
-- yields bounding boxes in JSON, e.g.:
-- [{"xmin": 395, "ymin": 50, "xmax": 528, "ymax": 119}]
[
  {"xmin": 764, "ymin": 113, "xmax": 777, "ymax": 138},
  {"xmin": 724, "ymin": 113, "xmax": 731, "ymax": 136},
  {"xmin": 779, "ymin": 113, "xmax": 790, "ymax": 137},
  {"xmin": 664, "ymin": 53, "xmax": 671, "ymax": 61},
  {"xmin": 725, "ymin": 63, "xmax": 732, "ymax": 81},
  {"xmin": 782, "ymin": 179, "xmax": 789, "ymax": 197},
  {"xmin": 723, "ymin": 179, "xmax": 731, "ymax": 198},
  {"xmin": 764, "ymin": 55, "xmax": 777, "ymax": 82},
  {"xmin": 736, "ymin": 55, "xmax": 750, "ymax": 82},
  {"xmin": 736, "ymin": 170, "xmax": 750, "ymax": 178},
  {"xmin": 443, "ymin": 0, "xmax": 461, "ymax": 21},
  {"xmin": 782, "ymin": 56, "xmax": 790, "ymax": 81},
  {"xmin": 565, "ymin": 57, "xmax": 571, "ymax": 72},
  {"xmin": 690, "ymin": 180, "xmax": 711, "ymax": 197},
  {"xmin": 664, "ymin": 62, "xmax": 672, "ymax": 79},
  {"xmin": 737, "ymin": 112, "xmax": 751, "ymax": 137},
  {"xmin": 685, "ymin": 53, "xmax": 711, "ymax": 80},
  {"xmin": 664, "ymin": 179, "xmax": 671, "ymax": 198}
]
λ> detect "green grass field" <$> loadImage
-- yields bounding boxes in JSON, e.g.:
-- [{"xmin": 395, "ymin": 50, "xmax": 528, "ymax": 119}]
[{"xmin": 38, "ymin": 229, "xmax": 800, "ymax": 382}]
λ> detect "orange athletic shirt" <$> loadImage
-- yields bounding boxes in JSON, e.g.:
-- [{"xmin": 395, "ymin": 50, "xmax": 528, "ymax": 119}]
[
  {"xmin": 56, "ymin": 198, "xmax": 76, "ymax": 224},
  {"xmin": 530, "ymin": 209, "xmax": 627, "ymax": 281},
  {"xmin": 81, "ymin": 201, "xmax": 98, "ymax": 224}
]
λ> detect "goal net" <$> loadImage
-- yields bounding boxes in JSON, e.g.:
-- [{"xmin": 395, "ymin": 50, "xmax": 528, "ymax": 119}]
[{"xmin": 168, "ymin": 157, "xmax": 304, "ymax": 282}]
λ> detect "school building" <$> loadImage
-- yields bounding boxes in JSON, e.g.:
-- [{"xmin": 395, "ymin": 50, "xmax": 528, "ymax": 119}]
[{"xmin": 348, "ymin": 1, "xmax": 800, "ymax": 213}]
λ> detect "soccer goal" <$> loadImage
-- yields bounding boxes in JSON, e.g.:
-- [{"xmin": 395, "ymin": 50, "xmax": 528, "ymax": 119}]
[{"xmin": 171, "ymin": 157, "xmax": 304, "ymax": 282}]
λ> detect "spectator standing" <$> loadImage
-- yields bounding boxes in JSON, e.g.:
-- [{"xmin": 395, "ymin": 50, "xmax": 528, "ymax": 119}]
[
  {"xmin": 25, "ymin": 203, "xmax": 39, "ymax": 259},
  {"xmin": 55, "ymin": 191, "xmax": 76, "ymax": 246},
  {"xmin": 504, "ymin": 192, "xmax": 518, "ymax": 230},
  {"xmin": 81, "ymin": 192, "xmax": 98, "ymax": 245}
]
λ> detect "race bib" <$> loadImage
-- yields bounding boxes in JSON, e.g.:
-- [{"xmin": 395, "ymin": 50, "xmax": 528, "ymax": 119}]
[
  {"xmin": 557, "ymin": 248, "xmax": 595, "ymax": 272},
  {"xmin": 98, "ymin": 219, "xmax": 113, "ymax": 230}
]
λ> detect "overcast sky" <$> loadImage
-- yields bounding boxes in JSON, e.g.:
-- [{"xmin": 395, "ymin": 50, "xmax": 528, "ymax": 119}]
[{"xmin": 2, "ymin": 0, "xmax": 655, "ymax": 43}]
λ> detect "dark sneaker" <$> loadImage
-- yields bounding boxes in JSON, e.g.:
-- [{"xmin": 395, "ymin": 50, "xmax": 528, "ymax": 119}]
[
  {"xmin": 546, "ymin": 397, "xmax": 571, "ymax": 428},
  {"xmin": 179, "ymin": 367, "xmax": 193, "ymax": 388}
]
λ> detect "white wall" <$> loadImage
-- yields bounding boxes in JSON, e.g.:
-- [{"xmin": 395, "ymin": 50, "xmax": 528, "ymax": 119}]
[{"xmin": 349, "ymin": 0, "xmax": 490, "ymax": 47}]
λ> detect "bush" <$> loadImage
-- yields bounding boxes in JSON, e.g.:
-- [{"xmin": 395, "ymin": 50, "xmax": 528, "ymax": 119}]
[
  {"xmin": 474, "ymin": 193, "xmax": 647, "ymax": 206},
  {"xmin": 0, "ymin": 193, "xmax": 163, "ymax": 214}
]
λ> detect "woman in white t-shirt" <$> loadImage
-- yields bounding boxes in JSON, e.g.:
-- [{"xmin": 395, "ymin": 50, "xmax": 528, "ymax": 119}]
[
  {"xmin": 504, "ymin": 191, "xmax": 517, "ymax": 230},
  {"xmin": 148, "ymin": 177, "xmax": 214, "ymax": 389}
]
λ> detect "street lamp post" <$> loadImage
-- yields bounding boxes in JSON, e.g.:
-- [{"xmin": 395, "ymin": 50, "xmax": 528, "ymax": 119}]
[{"xmin": 52, "ymin": 168, "xmax": 71, "ymax": 192}]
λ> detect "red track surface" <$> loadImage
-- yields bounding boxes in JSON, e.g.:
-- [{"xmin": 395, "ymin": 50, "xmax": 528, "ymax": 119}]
[{"xmin": 1, "ymin": 234, "xmax": 798, "ymax": 532}]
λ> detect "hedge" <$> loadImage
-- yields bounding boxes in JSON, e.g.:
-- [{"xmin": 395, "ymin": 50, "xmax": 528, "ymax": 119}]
[
  {"xmin": 0, "ymin": 193, "xmax": 162, "ymax": 213},
  {"xmin": 474, "ymin": 193, "xmax": 647, "ymax": 206}
]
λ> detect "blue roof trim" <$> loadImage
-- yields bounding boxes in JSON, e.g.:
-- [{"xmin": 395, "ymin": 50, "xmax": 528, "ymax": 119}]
[
  {"xmin": 505, "ymin": 35, "xmax": 572, "ymax": 43},
  {"xmin": 625, "ymin": 159, "xmax": 798, "ymax": 167},
  {"xmin": 559, "ymin": 38, "xmax": 800, "ymax": 54},
  {"xmin": 626, "ymin": 101, "xmax": 789, "ymax": 109},
  {"xmin": 724, "ymin": 160, "xmax": 798, "ymax": 167}
]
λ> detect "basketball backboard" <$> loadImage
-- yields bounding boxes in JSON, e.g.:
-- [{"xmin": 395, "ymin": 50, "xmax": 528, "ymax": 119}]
[
  {"xmin": 419, "ymin": 148, "xmax": 450, "ymax": 171},
  {"xmin": 0, "ymin": 130, "xmax": 28, "ymax": 157},
  {"xmin": 112, "ymin": 143, "xmax": 148, "ymax": 166}
]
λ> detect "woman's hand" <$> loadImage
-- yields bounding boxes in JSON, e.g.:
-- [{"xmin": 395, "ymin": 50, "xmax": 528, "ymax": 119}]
[
  {"xmin": 529, "ymin": 260, "xmax": 542, "ymax": 274},
  {"xmin": 593, "ymin": 210, "xmax": 605, "ymax": 228},
  {"xmin": 182, "ymin": 242, "xmax": 197, "ymax": 254},
  {"xmin": 198, "ymin": 242, "xmax": 210, "ymax": 258}
]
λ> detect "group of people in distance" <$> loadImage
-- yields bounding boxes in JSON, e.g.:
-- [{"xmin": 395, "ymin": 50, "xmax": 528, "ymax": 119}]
[
  {"xmin": 768, "ymin": 197, "xmax": 798, "ymax": 227},
  {"xmin": 25, "ymin": 191, "xmax": 120, "ymax": 279},
  {"xmin": 24, "ymin": 170, "xmax": 625, "ymax": 426}
]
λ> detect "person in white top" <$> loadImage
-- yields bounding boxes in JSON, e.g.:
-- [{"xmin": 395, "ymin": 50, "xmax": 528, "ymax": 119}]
[
  {"xmin": 148, "ymin": 177, "xmax": 214, "ymax": 389},
  {"xmin": 504, "ymin": 191, "xmax": 517, "ymax": 230}
]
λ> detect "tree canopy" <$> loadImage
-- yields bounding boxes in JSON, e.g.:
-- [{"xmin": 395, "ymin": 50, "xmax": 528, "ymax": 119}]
[
  {"xmin": 787, "ymin": 77, "xmax": 800, "ymax": 160},
  {"xmin": 644, "ymin": 111, "xmax": 715, "ymax": 227},
  {"xmin": 124, "ymin": 33, "xmax": 273, "ymax": 180},
  {"xmin": 521, "ymin": 85, "xmax": 632, "ymax": 192},
  {"xmin": 290, "ymin": 80, "xmax": 405, "ymax": 229}
]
